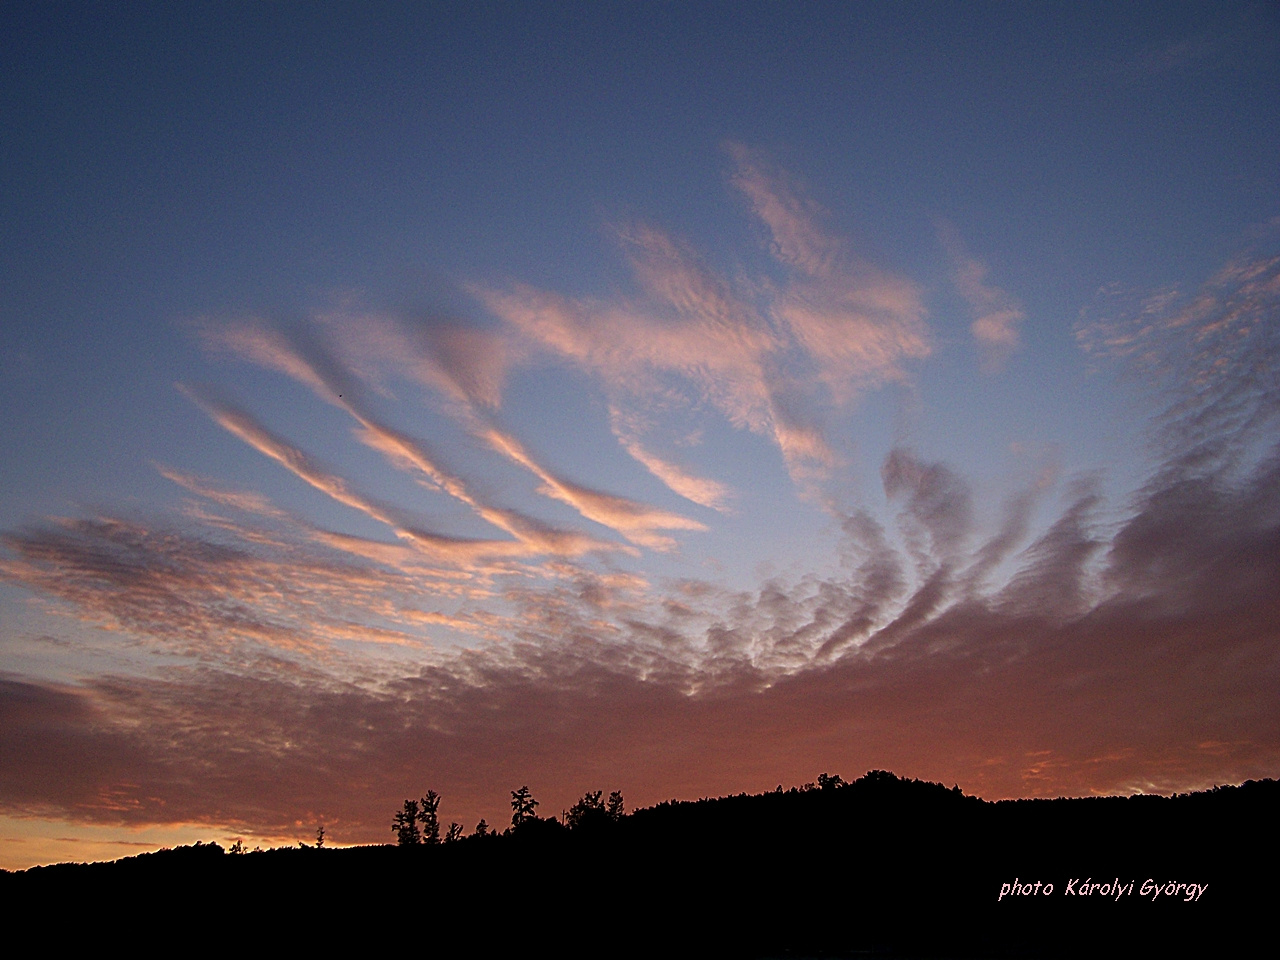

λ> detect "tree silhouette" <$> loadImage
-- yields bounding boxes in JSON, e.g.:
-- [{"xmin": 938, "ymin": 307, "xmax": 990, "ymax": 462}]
[
  {"xmin": 510, "ymin": 786, "xmax": 539, "ymax": 827},
  {"xmin": 443, "ymin": 822, "xmax": 463, "ymax": 843},
  {"xmin": 816, "ymin": 772, "xmax": 845, "ymax": 791},
  {"xmin": 473, "ymin": 818, "xmax": 489, "ymax": 837},
  {"xmin": 419, "ymin": 790, "xmax": 442, "ymax": 844},
  {"xmin": 392, "ymin": 799, "xmax": 421, "ymax": 845},
  {"xmin": 315, "ymin": 824, "xmax": 326, "ymax": 848},
  {"xmin": 566, "ymin": 789, "xmax": 604, "ymax": 829},
  {"xmin": 606, "ymin": 790, "xmax": 625, "ymax": 821}
]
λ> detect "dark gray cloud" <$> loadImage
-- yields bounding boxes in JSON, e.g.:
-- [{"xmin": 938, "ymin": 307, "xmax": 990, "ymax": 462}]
[{"xmin": 882, "ymin": 447, "xmax": 973, "ymax": 560}]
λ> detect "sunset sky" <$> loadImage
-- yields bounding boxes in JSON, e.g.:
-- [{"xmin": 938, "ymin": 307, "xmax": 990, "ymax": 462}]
[{"xmin": 2, "ymin": 2, "xmax": 1279, "ymax": 869}]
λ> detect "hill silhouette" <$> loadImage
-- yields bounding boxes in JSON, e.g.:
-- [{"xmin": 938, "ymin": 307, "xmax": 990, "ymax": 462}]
[{"xmin": 4, "ymin": 770, "xmax": 1271, "ymax": 955}]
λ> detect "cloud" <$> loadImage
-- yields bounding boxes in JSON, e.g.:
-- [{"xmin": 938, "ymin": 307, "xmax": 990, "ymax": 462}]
[
  {"xmin": 1076, "ymin": 242, "xmax": 1280, "ymax": 462},
  {"xmin": 319, "ymin": 312, "xmax": 519, "ymax": 412},
  {"xmin": 725, "ymin": 142, "xmax": 841, "ymax": 278},
  {"xmin": 480, "ymin": 147, "xmax": 930, "ymax": 488},
  {"xmin": 349, "ymin": 419, "xmax": 618, "ymax": 559},
  {"xmin": 729, "ymin": 144, "xmax": 931, "ymax": 401},
  {"xmin": 195, "ymin": 324, "xmax": 636, "ymax": 560},
  {"xmin": 813, "ymin": 510, "xmax": 907, "ymax": 660},
  {"xmin": 606, "ymin": 404, "xmax": 732, "ymax": 512},
  {"xmin": 178, "ymin": 385, "xmax": 406, "ymax": 533},
  {"xmin": 178, "ymin": 386, "xmax": 547, "ymax": 573},
  {"xmin": 938, "ymin": 221, "xmax": 1025, "ymax": 372},
  {"xmin": 0, "ymin": 516, "xmax": 403, "ymax": 658},
  {"xmin": 197, "ymin": 319, "xmax": 362, "ymax": 409},
  {"xmin": 997, "ymin": 479, "xmax": 1105, "ymax": 620},
  {"xmin": 478, "ymin": 426, "xmax": 706, "ymax": 552},
  {"xmin": 3, "ymin": 424, "xmax": 1276, "ymax": 840},
  {"xmin": 5, "ymin": 171, "xmax": 1278, "ymax": 866},
  {"xmin": 474, "ymin": 276, "xmax": 827, "ymax": 486},
  {"xmin": 476, "ymin": 279, "xmax": 780, "ymax": 438},
  {"xmin": 882, "ymin": 447, "xmax": 973, "ymax": 561},
  {"xmin": 615, "ymin": 434, "xmax": 732, "ymax": 513},
  {"xmin": 4, "ymin": 372, "xmax": 1279, "ymax": 847},
  {"xmin": 202, "ymin": 316, "xmax": 700, "ymax": 556},
  {"xmin": 960, "ymin": 470, "xmax": 1055, "ymax": 595},
  {"xmin": 409, "ymin": 322, "xmax": 518, "ymax": 411},
  {"xmin": 157, "ymin": 466, "xmax": 294, "ymax": 525},
  {"xmin": 194, "ymin": 148, "xmax": 933, "ymax": 510}
]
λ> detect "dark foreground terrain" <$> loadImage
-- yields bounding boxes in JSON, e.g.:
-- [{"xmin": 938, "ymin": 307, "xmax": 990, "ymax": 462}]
[{"xmin": 5, "ymin": 771, "xmax": 1273, "ymax": 956}]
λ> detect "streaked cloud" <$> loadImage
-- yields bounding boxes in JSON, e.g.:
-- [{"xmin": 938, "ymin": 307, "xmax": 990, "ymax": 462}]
[
  {"xmin": 1077, "ymin": 242, "xmax": 1280, "ymax": 460},
  {"xmin": 479, "ymin": 146, "xmax": 930, "ymax": 489},
  {"xmin": 203, "ymin": 316, "xmax": 700, "ymax": 555},
  {"xmin": 938, "ymin": 221, "xmax": 1025, "ymax": 372},
  {"xmin": 726, "ymin": 142, "xmax": 841, "ymax": 278},
  {"xmin": 3, "ymin": 414, "xmax": 1276, "ymax": 841},
  {"xmin": 610, "ymin": 426, "xmax": 732, "ymax": 513},
  {"xmin": 194, "ymin": 147, "xmax": 933, "ymax": 511},
  {"xmin": 2, "ymin": 155, "xmax": 1275, "ymax": 867},
  {"xmin": 882, "ymin": 447, "xmax": 973, "ymax": 561},
  {"xmin": 179, "ymin": 385, "xmax": 406, "ymax": 534},
  {"xmin": 478, "ymin": 426, "xmax": 706, "ymax": 552},
  {"xmin": 731, "ymin": 144, "xmax": 931, "ymax": 402}
]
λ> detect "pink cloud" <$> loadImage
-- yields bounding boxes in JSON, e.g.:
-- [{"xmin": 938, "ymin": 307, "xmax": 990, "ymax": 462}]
[
  {"xmin": 937, "ymin": 221, "xmax": 1025, "ymax": 372},
  {"xmin": 478, "ymin": 426, "xmax": 706, "ymax": 552},
  {"xmin": 4, "ymin": 377, "xmax": 1278, "ymax": 852},
  {"xmin": 480, "ymin": 147, "xmax": 932, "ymax": 488},
  {"xmin": 726, "ymin": 142, "xmax": 841, "ymax": 278},
  {"xmin": 613, "ymin": 432, "xmax": 732, "ymax": 512},
  {"xmin": 202, "ymin": 316, "xmax": 704, "ymax": 557},
  {"xmin": 4, "ymin": 168, "xmax": 1277, "ymax": 871}
]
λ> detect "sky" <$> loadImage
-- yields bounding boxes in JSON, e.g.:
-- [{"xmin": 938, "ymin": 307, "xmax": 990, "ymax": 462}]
[{"xmin": 1, "ymin": 1, "xmax": 1278, "ymax": 869}]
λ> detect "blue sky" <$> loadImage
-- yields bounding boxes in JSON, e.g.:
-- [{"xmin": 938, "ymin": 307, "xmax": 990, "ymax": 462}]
[{"xmin": 2, "ymin": 1, "xmax": 1278, "ymax": 868}]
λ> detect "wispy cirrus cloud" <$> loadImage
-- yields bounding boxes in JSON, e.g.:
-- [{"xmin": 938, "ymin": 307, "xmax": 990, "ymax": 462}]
[
  {"xmin": 200, "ymin": 147, "xmax": 931, "ymax": 517},
  {"xmin": 3, "ymin": 414, "xmax": 1277, "ymax": 842},
  {"xmin": 178, "ymin": 384, "xmax": 408, "ymax": 535},
  {"xmin": 726, "ymin": 143, "xmax": 841, "ymax": 278},
  {"xmin": 202, "ymin": 317, "xmax": 701, "ymax": 554},
  {"xmin": 938, "ymin": 220, "xmax": 1025, "ymax": 372},
  {"xmin": 178, "ymin": 385, "xmax": 552, "ymax": 572},
  {"xmin": 4, "ymin": 154, "xmax": 1278, "ymax": 869},
  {"xmin": 1077, "ymin": 238, "xmax": 1280, "ymax": 469},
  {"xmin": 479, "ymin": 146, "xmax": 930, "ymax": 490},
  {"xmin": 609, "ymin": 406, "xmax": 732, "ymax": 512},
  {"xmin": 729, "ymin": 143, "xmax": 931, "ymax": 403},
  {"xmin": 477, "ymin": 426, "xmax": 706, "ymax": 552}
]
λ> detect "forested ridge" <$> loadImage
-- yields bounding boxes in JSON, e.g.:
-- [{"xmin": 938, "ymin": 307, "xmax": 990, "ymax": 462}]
[{"xmin": 6, "ymin": 771, "xmax": 1272, "ymax": 956}]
